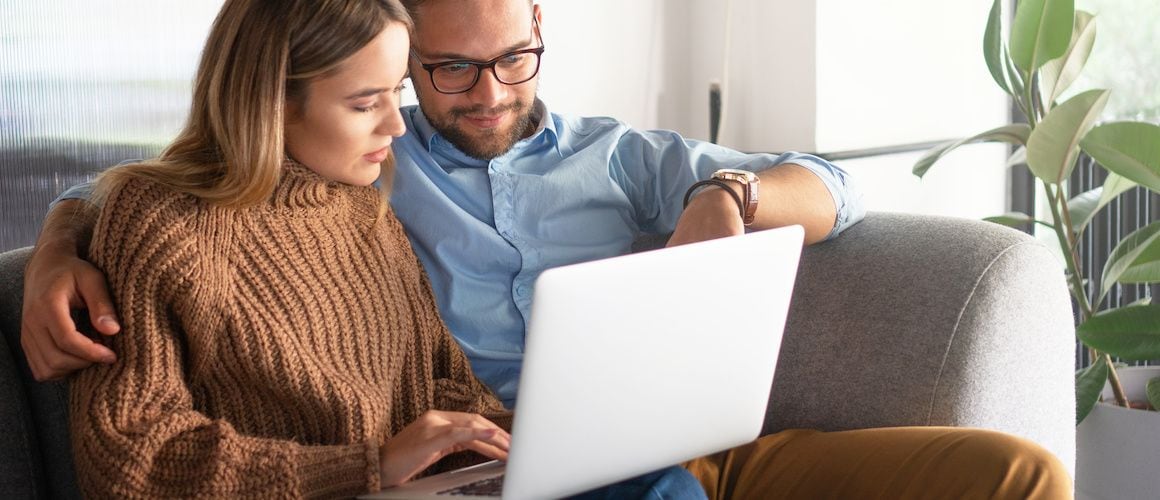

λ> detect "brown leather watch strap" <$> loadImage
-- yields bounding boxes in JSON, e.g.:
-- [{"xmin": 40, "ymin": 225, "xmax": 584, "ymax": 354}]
[{"xmin": 711, "ymin": 169, "xmax": 760, "ymax": 225}]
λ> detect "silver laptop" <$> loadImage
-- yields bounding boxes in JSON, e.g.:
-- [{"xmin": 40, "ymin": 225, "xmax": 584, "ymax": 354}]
[{"xmin": 365, "ymin": 225, "xmax": 804, "ymax": 499}]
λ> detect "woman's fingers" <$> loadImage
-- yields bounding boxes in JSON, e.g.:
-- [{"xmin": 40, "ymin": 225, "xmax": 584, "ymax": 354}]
[{"xmin": 379, "ymin": 411, "xmax": 512, "ymax": 487}]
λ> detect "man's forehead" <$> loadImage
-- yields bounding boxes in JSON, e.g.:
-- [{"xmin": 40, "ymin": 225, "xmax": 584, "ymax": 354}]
[
  {"xmin": 412, "ymin": 0, "xmax": 533, "ymax": 31},
  {"xmin": 412, "ymin": 0, "xmax": 536, "ymax": 58}
]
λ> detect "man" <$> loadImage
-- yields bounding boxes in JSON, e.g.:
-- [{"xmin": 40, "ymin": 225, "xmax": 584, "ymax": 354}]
[{"xmin": 21, "ymin": 0, "xmax": 1070, "ymax": 498}]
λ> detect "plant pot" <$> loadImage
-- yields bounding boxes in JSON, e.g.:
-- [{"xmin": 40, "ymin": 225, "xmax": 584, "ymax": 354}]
[{"xmin": 1075, "ymin": 365, "xmax": 1160, "ymax": 500}]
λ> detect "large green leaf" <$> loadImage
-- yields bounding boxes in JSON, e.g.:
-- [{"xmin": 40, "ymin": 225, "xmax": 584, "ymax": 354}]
[
  {"xmin": 1040, "ymin": 10, "xmax": 1097, "ymax": 107},
  {"xmin": 1081, "ymin": 122, "xmax": 1160, "ymax": 194},
  {"xmin": 984, "ymin": 0, "xmax": 1014, "ymax": 96},
  {"xmin": 1069, "ymin": 174, "xmax": 1138, "ymax": 234},
  {"xmin": 1076, "ymin": 355, "xmax": 1108, "ymax": 425},
  {"xmin": 1077, "ymin": 305, "xmax": 1160, "ymax": 361},
  {"xmin": 1098, "ymin": 173, "xmax": 1138, "ymax": 207},
  {"xmin": 1003, "ymin": 43, "xmax": 1027, "ymax": 99},
  {"xmin": 1010, "ymin": 0, "xmax": 1075, "ymax": 73},
  {"xmin": 913, "ymin": 124, "xmax": 1032, "ymax": 178},
  {"xmin": 1100, "ymin": 221, "xmax": 1160, "ymax": 303},
  {"xmin": 1007, "ymin": 146, "xmax": 1028, "ymax": 168},
  {"xmin": 1148, "ymin": 377, "xmax": 1160, "ymax": 411},
  {"xmin": 984, "ymin": 212, "xmax": 1049, "ymax": 229},
  {"xmin": 1026, "ymin": 89, "xmax": 1109, "ymax": 183},
  {"xmin": 1120, "ymin": 236, "xmax": 1160, "ymax": 284}
]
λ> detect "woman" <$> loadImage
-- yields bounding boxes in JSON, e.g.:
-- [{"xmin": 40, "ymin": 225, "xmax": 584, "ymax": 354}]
[
  {"xmin": 72, "ymin": 0, "xmax": 512, "ymax": 497},
  {"xmin": 71, "ymin": 0, "xmax": 702, "ymax": 497}
]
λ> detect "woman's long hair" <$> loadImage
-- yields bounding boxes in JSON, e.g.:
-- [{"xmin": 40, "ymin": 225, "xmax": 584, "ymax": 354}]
[{"xmin": 93, "ymin": 0, "xmax": 412, "ymax": 208}]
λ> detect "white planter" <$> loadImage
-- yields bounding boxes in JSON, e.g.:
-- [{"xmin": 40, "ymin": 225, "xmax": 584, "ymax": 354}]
[{"xmin": 1075, "ymin": 365, "xmax": 1160, "ymax": 500}]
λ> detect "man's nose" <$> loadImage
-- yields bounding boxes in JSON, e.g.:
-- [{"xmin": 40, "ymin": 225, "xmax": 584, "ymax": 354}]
[{"xmin": 466, "ymin": 67, "xmax": 509, "ymax": 108}]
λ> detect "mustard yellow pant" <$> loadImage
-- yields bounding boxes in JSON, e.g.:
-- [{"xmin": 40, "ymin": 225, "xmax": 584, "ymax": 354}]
[{"xmin": 683, "ymin": 427, "xmax": 1072, "ymax": 500}]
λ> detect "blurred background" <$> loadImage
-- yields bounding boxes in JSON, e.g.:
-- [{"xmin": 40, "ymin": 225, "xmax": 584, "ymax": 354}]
[{"xmin": 1, "ymin": 0, "xmax": 1156, "ymax": 252}]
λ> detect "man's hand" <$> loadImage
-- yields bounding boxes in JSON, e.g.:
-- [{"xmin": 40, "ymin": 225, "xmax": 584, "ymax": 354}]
[
  {"xmin": 20, "ymin": 200, "xmax": 119, "ymax": 381},
  {"xmin": 667, "ymin": 184, "xmax": 745, "ymax": 247},
  {"xmin": 379, "ymin": 410, "xmax": 511, "ymax": 488}
]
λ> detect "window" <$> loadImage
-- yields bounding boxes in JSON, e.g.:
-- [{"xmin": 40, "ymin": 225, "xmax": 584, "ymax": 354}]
[{"xmin": 0, "ymin": 1, "xmax": 222, "ymax": 251}]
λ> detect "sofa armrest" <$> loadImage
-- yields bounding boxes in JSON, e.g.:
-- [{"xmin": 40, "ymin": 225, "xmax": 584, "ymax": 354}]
[
  {"xmin": 765, "ymin": 211, "xmax": 1075, "ymax": 474},
  {"xmin": 0, "ymin": 246, "xmax": 81, "ymax": 499}
]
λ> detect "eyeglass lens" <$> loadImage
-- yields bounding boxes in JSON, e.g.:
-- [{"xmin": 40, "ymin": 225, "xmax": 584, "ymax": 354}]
[{"xmin": 431, "ymin": 51, "xmax": 541, "ymax": 94}]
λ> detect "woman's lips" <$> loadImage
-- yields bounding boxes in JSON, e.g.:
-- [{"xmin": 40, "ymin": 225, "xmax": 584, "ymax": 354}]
[{"xmin": 363, "ymin": 146, "xmax": 390, "ymax": 163}]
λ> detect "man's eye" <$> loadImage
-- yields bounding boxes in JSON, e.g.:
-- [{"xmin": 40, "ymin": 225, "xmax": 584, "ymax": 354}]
[
  {"xmin": 438, "ymin": 63, "xmax": 473, "ymax": 75},
  {"xmin": 499, "ymin": 54, "xmax": 526, "ymax": 66}
]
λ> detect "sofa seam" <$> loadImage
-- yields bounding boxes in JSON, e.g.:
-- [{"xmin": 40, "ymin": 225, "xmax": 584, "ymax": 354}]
[{"xmin": 924, "ymin": 240, "xmax": 1051, "ymax": 424}]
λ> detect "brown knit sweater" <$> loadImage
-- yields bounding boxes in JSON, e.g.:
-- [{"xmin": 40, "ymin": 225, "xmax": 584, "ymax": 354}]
[{"xmin": 71, "ymin": 161, "xmax": 509, "ymax": 498}]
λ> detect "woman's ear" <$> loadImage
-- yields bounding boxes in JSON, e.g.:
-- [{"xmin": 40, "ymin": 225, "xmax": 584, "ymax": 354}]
[{"xmin": 284, "ymin": 98, "xmax": 303, "ymax": 125}]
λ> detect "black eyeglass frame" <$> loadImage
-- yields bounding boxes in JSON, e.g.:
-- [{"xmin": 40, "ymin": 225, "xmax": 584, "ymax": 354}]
[{"xmin": 411, "ymin": 18, "xmax": 545, "ymax": 95}]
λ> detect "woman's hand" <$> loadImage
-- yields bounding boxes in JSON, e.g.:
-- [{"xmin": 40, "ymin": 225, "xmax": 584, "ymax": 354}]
[{"xmin": 379, "ymin": 410, "xmax": 511, "ymax": 487}]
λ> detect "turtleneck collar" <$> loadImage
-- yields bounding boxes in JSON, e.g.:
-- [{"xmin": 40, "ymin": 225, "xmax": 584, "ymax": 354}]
[{"xmin": 270, "ymin": 157, "xmax": 344, "ymax": 212}]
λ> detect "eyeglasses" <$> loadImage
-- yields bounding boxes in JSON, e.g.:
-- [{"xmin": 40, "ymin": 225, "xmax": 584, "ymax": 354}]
[{"xmin": 411, "ymin": 17, "xmax": 545, "ymax": 95}]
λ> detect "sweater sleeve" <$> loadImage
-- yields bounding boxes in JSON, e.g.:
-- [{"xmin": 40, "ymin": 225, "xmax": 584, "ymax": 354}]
[{"xmin": 70, "ymin": 178, "xmax": 379, "ymax": 498}]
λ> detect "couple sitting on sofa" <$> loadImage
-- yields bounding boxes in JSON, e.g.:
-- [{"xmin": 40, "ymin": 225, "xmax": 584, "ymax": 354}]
[{"xmin": 18, "ymin": 0, "xmax": 1070, "ymax": 497}]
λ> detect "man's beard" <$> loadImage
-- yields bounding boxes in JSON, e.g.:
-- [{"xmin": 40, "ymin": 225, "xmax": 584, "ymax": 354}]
[{"xmin": 421, "ymin": 96, "xmax": 537, "ymax": 160}]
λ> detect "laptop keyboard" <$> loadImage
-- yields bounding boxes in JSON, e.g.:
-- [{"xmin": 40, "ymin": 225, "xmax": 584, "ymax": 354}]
[{"xmin": 437, "ymin": 474, "xmax": 505, "ymax": 496}]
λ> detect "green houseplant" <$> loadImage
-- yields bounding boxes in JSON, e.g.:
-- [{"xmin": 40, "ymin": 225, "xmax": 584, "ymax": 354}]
[{"xmin": 913, "ymin": 0, "xmax": 1160, "ymax": 423}]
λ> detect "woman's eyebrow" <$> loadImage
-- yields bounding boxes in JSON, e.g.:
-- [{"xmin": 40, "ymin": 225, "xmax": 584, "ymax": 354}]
[{"xmin": 344, "ymin": 87, "xmax": 389, "ymax": 99}]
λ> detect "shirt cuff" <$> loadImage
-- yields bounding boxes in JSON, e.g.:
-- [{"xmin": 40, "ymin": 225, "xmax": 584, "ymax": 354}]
[{"xmin": 769, "ymin": 152, "xmax": 866, "ymax": 241}]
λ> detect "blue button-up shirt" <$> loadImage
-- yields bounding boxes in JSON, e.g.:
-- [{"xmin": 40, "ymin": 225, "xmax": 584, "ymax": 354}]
[
  {"xmin": 56, "ymin": 100, "xmax": 864, "ymax": 407},
  {"xmin": 391, "ymin": 100, "xmax": 863, "ymax": 406}
]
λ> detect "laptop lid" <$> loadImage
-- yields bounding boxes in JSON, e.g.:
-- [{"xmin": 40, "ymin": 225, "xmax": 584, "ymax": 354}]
[
  {"xmin": 502, "ymin": 225, "xmax": 804, "ymax": 499},
  {"xmin": 363, "ymin": 226, "xmax": 804, "ymax": 499}
]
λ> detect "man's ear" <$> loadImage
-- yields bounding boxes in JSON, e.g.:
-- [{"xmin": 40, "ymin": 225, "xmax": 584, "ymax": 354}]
[{"xmin": 533, "ymin": 3, "xmax": 543, "ymax": 31}]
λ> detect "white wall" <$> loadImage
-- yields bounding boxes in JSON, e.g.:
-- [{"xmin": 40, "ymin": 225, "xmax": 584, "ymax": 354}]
[
  {"xmin": 815, "ymin": 0, "xmax": 1010, "ymax": 220},
  {"xmin": 535, "ymin": 0, "xmax": 1012, "ymax": 220}
]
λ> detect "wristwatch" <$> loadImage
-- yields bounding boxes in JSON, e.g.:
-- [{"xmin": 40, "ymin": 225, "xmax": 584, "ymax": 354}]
[{"xmin": 711, "ymin": 169, "xmax": 760, "ymax": 225}]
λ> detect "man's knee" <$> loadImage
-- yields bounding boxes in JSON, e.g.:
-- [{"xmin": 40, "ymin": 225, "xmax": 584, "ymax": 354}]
[{"xmin": 962, "ymin": 430, "xmax": 1073, "ymax": 500}]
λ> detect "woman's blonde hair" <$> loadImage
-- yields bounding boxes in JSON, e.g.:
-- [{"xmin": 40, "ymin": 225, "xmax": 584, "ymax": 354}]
[{"xmin": 94, "ymin": 0, "xmax": 412, "ymax": 208}]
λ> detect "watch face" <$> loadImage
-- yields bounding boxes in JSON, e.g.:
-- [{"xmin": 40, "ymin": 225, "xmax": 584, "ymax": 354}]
[{"xmin": 714, "ymin": 168, "xmax": 757, "ymax": 181}]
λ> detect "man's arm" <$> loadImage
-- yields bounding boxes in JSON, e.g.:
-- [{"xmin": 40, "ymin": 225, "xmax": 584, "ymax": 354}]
[
  {"xmin": 609, "ymin": 127, "xmax": 862, "ymax": 248},
  {"xmin": 21, "ymin": 197, "xmax": 120, "ymax": 381},
  {"xmin": 669, "ymin": 163, "xmax": 836, "ymax": 246}
]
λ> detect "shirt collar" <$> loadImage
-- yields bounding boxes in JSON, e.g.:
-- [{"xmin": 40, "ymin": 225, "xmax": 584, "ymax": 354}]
[{"xmin": 409, "ymin": 98, "xmax": 560, "ymax": 156}]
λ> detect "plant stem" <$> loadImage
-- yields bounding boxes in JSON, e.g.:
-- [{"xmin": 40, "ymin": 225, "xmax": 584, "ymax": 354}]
[
  {"xmin": 1019, "ymin": 68, "xmax": 1129, "ymax": 410},
  {"xmin": 1045, "ymin": 184, "xmax": 1131, "ymax": 408},
  {"xmin": 1023, "ymin": 72, "xmax": 1039, "ymax": 128},
  {"xmin": 1103, "ymin": 353, "xmax": 1131, "ymax": 407},
  {"xmin": 1045, "ymin": 183, "xmax": 1092, "ymax": 318}
]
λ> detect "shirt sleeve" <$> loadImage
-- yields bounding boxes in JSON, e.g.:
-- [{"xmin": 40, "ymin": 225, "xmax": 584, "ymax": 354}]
[
  {"xmin": 71, "ymin": 179, "xmax": 379, "ymax": 498},
  {"xmin": 609, "ymin": 128, "xmax": 865, "ymax": 241},
  {"xmin": 49, "ymin": 157, "xmax": 144, "ymax": 211},
  {"xmin": 48, "ymin": 180, "xmax": 94, "ymax": 211}
]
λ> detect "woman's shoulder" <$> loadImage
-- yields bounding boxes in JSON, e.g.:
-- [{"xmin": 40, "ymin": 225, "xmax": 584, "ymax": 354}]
[
  {"xmin": 90, "ymin": 173, "xmax": 211, "ymax": 276},
  {"xmin": 101, "ymin": 173, "xmax": 201, "ymax": 216}
]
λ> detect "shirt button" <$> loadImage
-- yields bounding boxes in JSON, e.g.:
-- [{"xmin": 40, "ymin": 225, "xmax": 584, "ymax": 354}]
[{"xmin": 516, "ymin": 284, "xmax": 529, "ymax": 298}]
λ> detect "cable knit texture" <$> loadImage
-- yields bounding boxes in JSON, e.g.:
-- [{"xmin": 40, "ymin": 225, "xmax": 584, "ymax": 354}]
[{"xmin": 71, "ymin": 161, "xmax": 509, "ymax": 499}]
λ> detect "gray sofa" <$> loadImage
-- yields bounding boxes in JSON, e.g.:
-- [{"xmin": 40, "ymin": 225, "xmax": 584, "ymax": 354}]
[{"xmin": 0, "ymin": 211, "xmax": 1076, "ymax": 498}]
